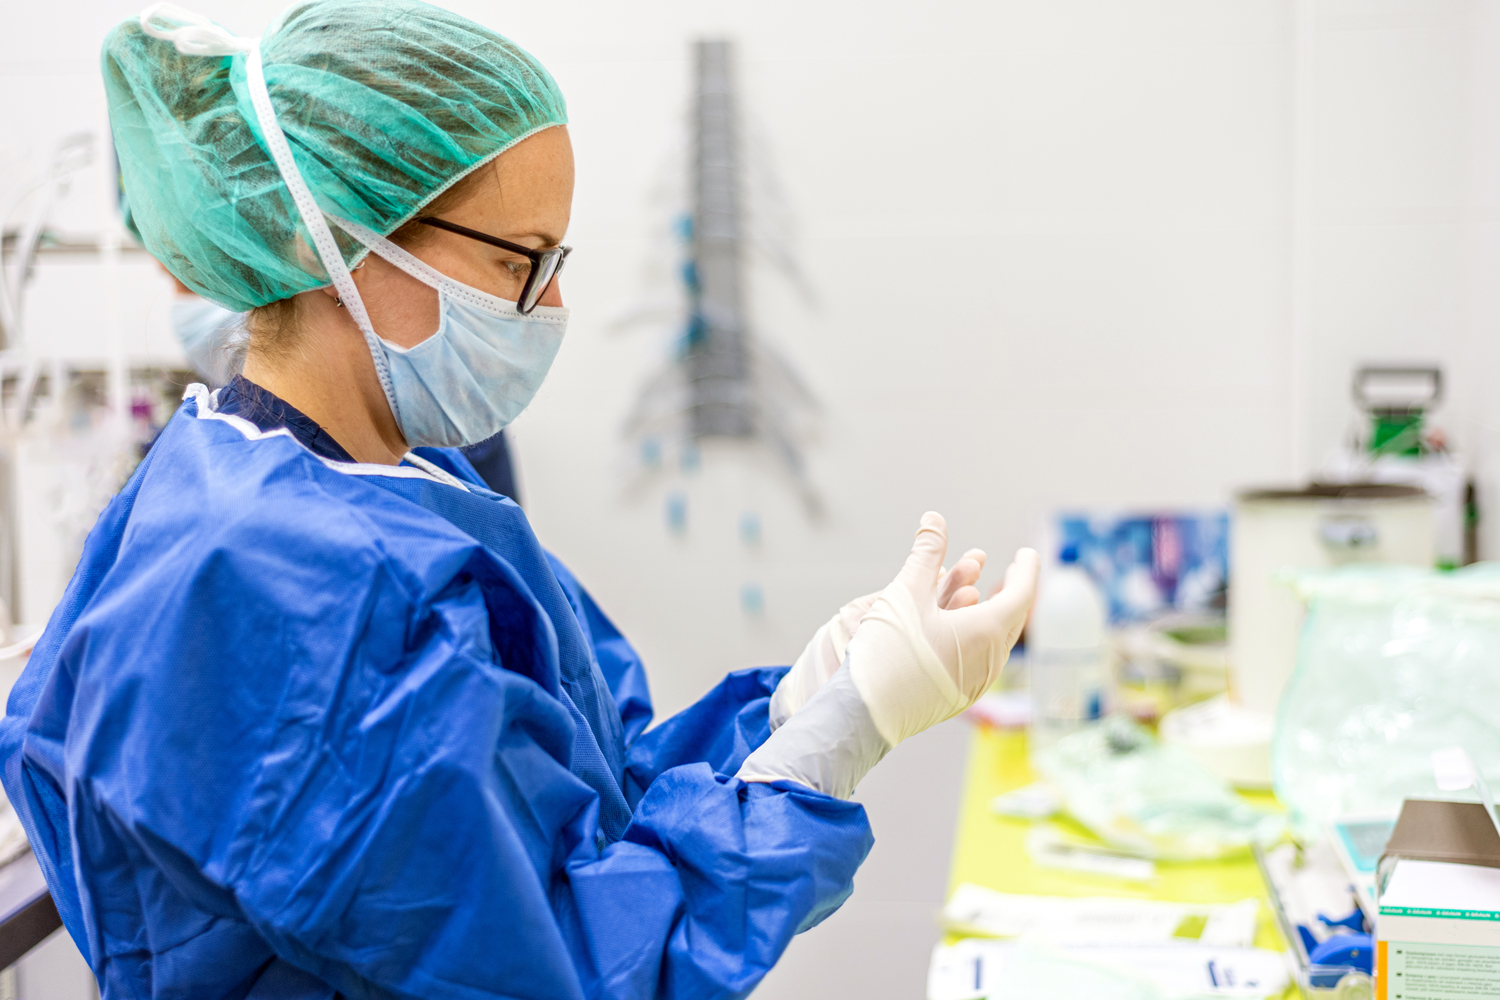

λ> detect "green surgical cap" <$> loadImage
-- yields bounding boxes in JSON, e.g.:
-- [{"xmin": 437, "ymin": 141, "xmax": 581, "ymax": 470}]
[{"xmin": 105, "ymin": 0, "xmax": 568, "ymax": 312}]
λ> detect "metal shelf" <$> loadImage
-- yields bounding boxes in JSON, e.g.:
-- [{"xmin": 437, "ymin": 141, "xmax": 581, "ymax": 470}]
[{"xmin": 0, "ymin": 851, "xmax": 59, "ymax": 970}]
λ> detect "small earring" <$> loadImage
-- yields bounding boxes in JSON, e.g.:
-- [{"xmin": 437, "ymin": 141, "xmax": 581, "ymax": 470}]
[{"xmin": 335, "ymin": 296, "xmax": 344, "ymax": 308}]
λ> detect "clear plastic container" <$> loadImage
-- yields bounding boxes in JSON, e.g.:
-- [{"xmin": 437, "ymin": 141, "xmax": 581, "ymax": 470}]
[
  {"xmin": 1029, "ymin": 545, "xmax": 1110, "ymax": 755},
  {"xmin": 1273, "ymin": 564, "xmax": 1500, "ymax": 839}
]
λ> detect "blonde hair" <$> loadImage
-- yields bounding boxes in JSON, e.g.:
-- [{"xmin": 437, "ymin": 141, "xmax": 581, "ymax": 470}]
[{"xmin": 244, "ymin": 172, "xmax": 482, "ymax": 363}]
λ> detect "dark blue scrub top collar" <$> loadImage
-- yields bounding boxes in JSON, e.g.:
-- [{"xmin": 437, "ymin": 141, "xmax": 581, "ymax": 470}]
[{"xmin": 215, "ymin": 375, "xmax": 355, "ymax": 464}]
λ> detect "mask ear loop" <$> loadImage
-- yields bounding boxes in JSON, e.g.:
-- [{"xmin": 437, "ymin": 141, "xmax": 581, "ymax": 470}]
[
  {"xmin": 329, "ymin": 216, "xmax": 449, "ymax": 294},
  {"xmin": 240, "ymin": 45, "xmax": 403, "ymax": 431}
]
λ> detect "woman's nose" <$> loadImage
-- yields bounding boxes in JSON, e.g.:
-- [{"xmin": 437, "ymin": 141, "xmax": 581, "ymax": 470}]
[{"xmin": 538, "ymin": 276, "xmax": 564, "ymax": 309}]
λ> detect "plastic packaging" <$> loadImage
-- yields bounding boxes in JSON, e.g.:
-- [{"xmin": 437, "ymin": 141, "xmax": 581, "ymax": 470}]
[
  {"xmin": 1273, "ymin": 564, "xmax": 1500, "ymax": 838},
  {"xmin": 928, "ymin": 937, "xmax": 1290, "ymax": 1000},
  {"xmin": 928, "ymin": 941, "xmax": 1170, "ymax": 1000},
  {"xmin": 1033, "ymin": 716, "xmax": 1284, "ymax": 861},
  {"xmin": 1029, "ymin": 547, "xmax": 1110, "ymax": 753}
]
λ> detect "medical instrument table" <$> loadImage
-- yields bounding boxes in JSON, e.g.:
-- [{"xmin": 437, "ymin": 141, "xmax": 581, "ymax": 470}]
[{"xmin": 947, "ymin": 725, "xmax": 1289, "ymax": 950}]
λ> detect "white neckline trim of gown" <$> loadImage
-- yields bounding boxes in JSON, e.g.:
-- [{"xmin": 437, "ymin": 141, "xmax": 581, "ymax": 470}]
[{"xmin": 184, "ymin": 383, "xmax": 471, "ymax": 491}]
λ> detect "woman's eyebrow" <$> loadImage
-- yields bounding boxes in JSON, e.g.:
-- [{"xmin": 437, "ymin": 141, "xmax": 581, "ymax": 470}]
[{"xmin": 506, "ymin": 230, "xmax": 563, "ymax": 248}]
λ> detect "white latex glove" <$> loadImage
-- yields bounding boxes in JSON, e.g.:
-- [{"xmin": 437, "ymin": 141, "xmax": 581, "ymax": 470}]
[
  {"xmin": 739, "ymin": 514, "xmax": 1038, "ymax": 798},
  {"xmin": 846, "ymin": 512, "xmax": 1039, "ymax": 747},
  {"xmin": 769, "ymin": 549, "xmax": 988, "ymax": 729}
]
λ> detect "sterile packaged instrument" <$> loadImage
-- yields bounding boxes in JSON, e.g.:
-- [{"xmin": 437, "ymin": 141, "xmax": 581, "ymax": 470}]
[
  {"xmin": 1031, "ymin": 716, "xmax": 1283, "ymax": 861},
  {"xmin": 926, "ymin": 938, "xmax": 1290, "ymax": 1000},
  {"xmin": 941, "ymin": 883, "xmax": 1259, "ymax": 946}
]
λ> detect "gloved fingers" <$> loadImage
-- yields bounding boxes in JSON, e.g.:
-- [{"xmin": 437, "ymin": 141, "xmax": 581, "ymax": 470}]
[
  {"xmin": 810, "ymin": 627, "xmax": 841, "ymax": 680},
  {"xmin": 938, "ymin": 548, "xmax": 986, "ymax": 608},
  {"xmin": 950, "ymin": 548, "xmax": 1040, "ymax": 641},
  {"xmin": 985, "ymin": 548, "xmax": 1041, "ymax": 640},
  {"xmin": 830, "ymin": 591, "xmax": 881, "ymax": 655},
  {"xmin": 896, "ymin": 511, "xmax": 949, "ymax": 593},
  {"xmin": 837, "ymin": 591, "xmax": 881, "ymax": 625},
  {"xmin": 988, "ymin": 548, "xmax": 1041, "ymax": 605},
  {"xmin": 946, "ymin": 584, "xmax": 981, "ymax": 609}
]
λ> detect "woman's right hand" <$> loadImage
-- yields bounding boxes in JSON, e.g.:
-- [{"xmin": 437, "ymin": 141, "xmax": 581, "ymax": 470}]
[
  {"xmin": 769, "ymin": 544, "xmax": 990, "ymax": 729},
  {"xmin": 845, "ymin": 513, "xmax": 1039, "ymax": 747},
  {"xmin": 739, "ymin": 513, "xmax": 1037, "ymax": 799}
]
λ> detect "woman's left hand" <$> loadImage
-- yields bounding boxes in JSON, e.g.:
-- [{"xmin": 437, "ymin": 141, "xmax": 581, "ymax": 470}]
[{"xmin": 768, "ymin": 548, "xmax": 988, "ymax": 729}]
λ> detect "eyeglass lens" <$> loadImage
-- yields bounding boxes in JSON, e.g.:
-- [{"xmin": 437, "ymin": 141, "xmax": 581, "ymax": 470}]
[{"xmin": 521, "ymin": 250, "xmax": 564, "ymax": 313}]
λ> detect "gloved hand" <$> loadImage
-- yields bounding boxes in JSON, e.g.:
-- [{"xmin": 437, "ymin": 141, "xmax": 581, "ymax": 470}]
[
  {"xmin": 769, "ymin": 549, "xmax": 989, "ymax": 729},
  {"xmin": 848, "ymin": 512, "xmax": 1039, "ymax": 747},
  {"xmin": 739, "ymin": 513, "xmax": 1038, "ymax": 798}
]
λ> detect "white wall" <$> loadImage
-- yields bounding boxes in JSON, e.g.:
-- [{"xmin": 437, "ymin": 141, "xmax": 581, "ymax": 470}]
[
  {"xmin": 1300, "ymin": 1, "xmax": 1475, "ymax": 515},
  {"xmin": 4, "ymin": 1, "xmax": 1499, "ymax": 997},
  {"xmin": 1460, "ymin": 1, "xmax": 1500, "ymax": 563},
  {"xmin": 517, "ymin": 0, "xmax": 1303, "ymax": 717}
]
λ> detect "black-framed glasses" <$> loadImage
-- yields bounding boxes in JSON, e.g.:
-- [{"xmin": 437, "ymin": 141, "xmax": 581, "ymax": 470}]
[{"xmin": 419, "ymin": 217, "xmax": 572, "ymax": 315}]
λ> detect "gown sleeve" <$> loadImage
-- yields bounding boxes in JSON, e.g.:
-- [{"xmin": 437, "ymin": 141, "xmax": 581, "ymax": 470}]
[
  {"xmin": 621, "ymin": 667, "xmax": 786, "ymax": 808},
  {"xmin": 402, "ymin": 460, "xmax": 784, "ymax": 788},
  {"xmin": 542, "ymin": 553, "xmax": 790, "ymax": 804},
  {"xmin": 545, "ymin": 553, "xmax": 655, "ymax": 745},
  {"xmin": 66, "ymin": 533, "xmax": 870, "ymax": 1000}
]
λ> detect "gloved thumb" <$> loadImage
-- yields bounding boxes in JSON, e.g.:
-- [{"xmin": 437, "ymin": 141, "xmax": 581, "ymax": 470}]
[{"xmin": 896, "ymin": 511, "xmax": 948, "ymax": 593}]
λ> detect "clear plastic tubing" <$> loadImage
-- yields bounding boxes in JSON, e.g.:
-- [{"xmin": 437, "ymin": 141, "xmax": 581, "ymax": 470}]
[{"xmin": 1028, "ymin": 544, "xmax": 1109, "ymax": 756}]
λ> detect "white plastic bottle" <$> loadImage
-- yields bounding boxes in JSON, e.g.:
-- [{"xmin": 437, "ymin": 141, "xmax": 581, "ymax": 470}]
[{"xmin": 1027, "ymin": 545, "xmax": 1110, "ymax": 755}]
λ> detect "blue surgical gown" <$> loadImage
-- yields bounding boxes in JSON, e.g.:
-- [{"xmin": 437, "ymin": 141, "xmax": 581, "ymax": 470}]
[{"xmin": 0, "ymin": 380, "xmax": 873, "ymax": 999}]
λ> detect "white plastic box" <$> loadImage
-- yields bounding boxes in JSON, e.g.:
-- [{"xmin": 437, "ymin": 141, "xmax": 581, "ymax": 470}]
[{"xmin": 1377, "ymin": 860, "xmax": 1500, "ymax": 998}]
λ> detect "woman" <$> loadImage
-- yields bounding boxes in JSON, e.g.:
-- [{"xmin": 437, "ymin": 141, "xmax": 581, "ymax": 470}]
[{"xmin": 0, "ymin": 3, "xmax": 1038, "ymax": 998}]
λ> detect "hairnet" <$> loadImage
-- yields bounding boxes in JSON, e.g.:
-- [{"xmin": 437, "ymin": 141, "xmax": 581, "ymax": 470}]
[{"xmin": 105, "ymin": 0, "xmax": 568, "ymax": 312}]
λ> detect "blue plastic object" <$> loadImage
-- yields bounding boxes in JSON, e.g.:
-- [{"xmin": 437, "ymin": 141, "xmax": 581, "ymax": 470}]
[
  {"xmin": 1308, "ymin": 933, "xmax": 1375, "ymax": 987},
  {"xmin": 0, "ymin": 385, "xmax": 873, "ymax": 999},
  {"xmin": 1319, "ymin": 907, "xmax": 1369, "ymax": 935}
]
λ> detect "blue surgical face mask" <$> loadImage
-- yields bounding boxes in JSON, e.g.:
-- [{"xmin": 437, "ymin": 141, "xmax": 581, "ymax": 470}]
[
  {"xmin": 171, "ymin": 297, "xmax": 246, "ymax": 388},
  {"xmin": 332, "ymin": 216, "xmax": 567, "ymax": 449}
]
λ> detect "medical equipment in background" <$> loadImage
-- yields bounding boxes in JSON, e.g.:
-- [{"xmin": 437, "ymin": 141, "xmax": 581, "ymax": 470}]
[
  {"xmin": 932, "ymin": 885, "xmax": 1289, "ymax": 1000},
  {"xmin": 1043, "ymin": 510, "xmax": 1229, "ymax": 723},
  {"xmin": 1273, "ymin": 564, "xmax": 1500, "ymax": 836},
  {"xmin": 1374, "ymin": 772, "xmax": 1500, "ymax": 998},
  {"xmin": 1160, "ymin": 483, "xmax": 1434, "ymax": 790},
  {"xmin": 0, "ymin": 131, "xmax": 185, "ymax": 635},
  {"xmin": 1256, "ymin": 840, "xmax": 1375, "ymax": 997},
  {"xmin": 1027, "ymin": 546, "xmax": 1109, "ymax": 754},
  {"xmin": 621, "ymin": 40, "xmax": 821, "ymax": 518},
  {"xmin": 1031, "ymin": 716, "xmax": 1283, "ymax": 862},
  {"xmin": 1321, "ymin": 366, "xmax": 1473, "ymax": 568},
  {"xmin": 1053, "ymin": 511, "xmax": 1229, "ymax": 623},
  {"xmin": 1432, "ymin": 746, "xmax": 1500, "ymax": 843},
  {"xmin": 1229, "ymin": 483, "xmax": 1432, "ymax": 716},
  {"xmin": 0, "ymin": 133, "xmax": 93, "ymax": 351},
  {"xmin": 927, "ymin": 938, "xmax": 1289, "ymax": 1000}
]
